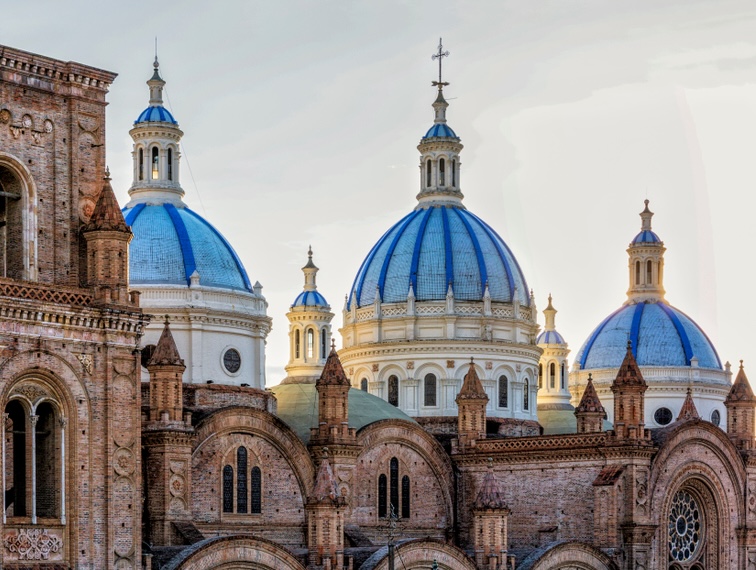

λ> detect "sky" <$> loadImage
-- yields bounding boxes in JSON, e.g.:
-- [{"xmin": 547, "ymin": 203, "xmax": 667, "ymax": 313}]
[{"xmin": 3, "ymin": 0, "xmax": 756, "ymax": 384}]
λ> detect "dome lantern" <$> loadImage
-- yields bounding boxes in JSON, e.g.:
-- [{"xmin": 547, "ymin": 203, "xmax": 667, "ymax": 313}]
[
  {"xmin": 626, "ymin": 200, "xmax": 666, "ymax": 303},
  {"xmin": 416, "ymin": 39, "xmax": 464, "ymax": 208}
]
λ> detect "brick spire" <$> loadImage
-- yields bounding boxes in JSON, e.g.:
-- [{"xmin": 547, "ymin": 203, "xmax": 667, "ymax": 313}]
[
  {"xmin": 475, "ymin": 461, "xmax": 508, "ymax": 510},
  {"xmin": 317, "ymin": 344, "xmax": 350, "ymax": 387},
  {"xmin": 83, "ymin": 170, "xmax": 129, "ymax": 233},
  {"xmin": 310, "ymin": 451, "xmax": 342, "ymax": 506},
  {"xmin": 610, "ymin": 341, "xmax": 648, "ymax": 441},
  {"xmin": 725, "ymin": 361, "xmax": 756, "ymax": 449},
  {"xmin": 458, "ymin": 358, "xmax": 487, "ymax": 399},
  {"xmin": 575, "ymin": 374, "xmax": 606, "ymax": 433},
  {"xmin": 726, "ymin": 361, "xmax": 756, "ymax": 403},
  {"xmin": 677, "ymin": 387, "xmax": 699, "ymax": 421},
  {"xmin": 149, "ymin": 317, "xmax": 184, "ymax": 367}
]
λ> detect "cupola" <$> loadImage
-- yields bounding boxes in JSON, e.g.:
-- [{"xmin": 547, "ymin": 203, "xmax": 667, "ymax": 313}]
[{"xmin": 626, "ymin": 200, "xmax": 666, "ymax": 303}]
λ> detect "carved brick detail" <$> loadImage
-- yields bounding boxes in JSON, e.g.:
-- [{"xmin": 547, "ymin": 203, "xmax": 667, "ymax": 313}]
[{"xmin": 4, "ymin": 528, "xmax": 63, "ymax": 560}]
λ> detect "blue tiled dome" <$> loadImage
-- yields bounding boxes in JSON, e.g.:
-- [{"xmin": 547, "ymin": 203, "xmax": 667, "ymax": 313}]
[
  {"xmin": 122, "ymin": 203, "xmax": 252, "ymax": 292},
  {"xmin": 292, "ymin": 290, "xmax": 329, "ymax": 308},
  {"xmin": 576, "ymin": 301, "xmax": 721, "ymax": 370},
  {"xmin": 631, "ymin": 230, "xmax": 661, "ymax": 244},
  {"xmin": 135, "ymin": 105, "xmax": 178, "ymax": 125},
  {"xmin": 347, "ymin": 205, "xmax": 529, "ymax": 309},
  {"xmin": 537, "ymin": 330, "xmax": 566, "ymax": 345},
  {"xmin": 423, "ymin": 123, "xmax": 457, "ymax": 139}
]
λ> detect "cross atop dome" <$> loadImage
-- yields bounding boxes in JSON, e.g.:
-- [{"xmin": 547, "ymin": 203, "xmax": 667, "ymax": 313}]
[{"xmin": 431, "ymin": 38, "xmax": 450, "ymax": 92}]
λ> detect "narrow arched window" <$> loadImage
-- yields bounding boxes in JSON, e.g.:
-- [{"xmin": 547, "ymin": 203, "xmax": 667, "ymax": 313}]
[
  {"xmin": 424, "ymin": 373, "xmax": 436, "ymax": 406},
  {"xmin": 549, "ymin": 362, "xmax": 556, "ymax": 389},
  {"xmin": 439, "ymin": 158, "xmax": 445, "ymax": 186},
  {"xmin": 524, "ymin": 379, "xmax": 530, "ymax": 410},
  {"xmin": 560, "ymin": 362, "xmax": 565, "ymax": 389},
  {"xmin": 35, "ymin": 402, "xmax": 58, "ymax": 518},
  {"xmin": 426, "ymin": 159, "xmax": 431, "ymax": 188},
  {"xmin": 138, "ymin": 148, "xmax": 144, "ymax": 181},
  {"xmin": 498, "ymin": 375, "xmax": 508, "ymax": 408},
  {"xmin": 151, "ymin": 147, "xmax": 159, "ymax": 180},
  {"xmin": 647, "ymin": 260, "xmax": 653, "ymax": 284},
  {"xmin": 538, "ymin": 363, "xmax": 543, "ymax": 389},
  {"xmin": 378, "ymin": 474, "xmax": 387, "ymax": 518},
  {"xmin": 360, "ymin": 378, "xmax": 368, "ymax": 392},
  {"xmin": 222, "ymin": 465, "xmax": 234, "ymax": 513},
  {"xmin": 5, "ymin": 400, "xmax": 27, "ymax": 516},
  {"xmin": 167, "ymin": 148, "xmax": 173, "ymax": 181},
  {"xmin": 320, "ymin": 329, "xmax": 327, "ymax": 359},
  {"xmin": 389, "ymin": 457, "xmax": 399, "ymax": 516},
  {"xmin": 236, "ymin": 447, "xmax": 248, "ymax": 513},
  {"xmin": 401, "ymin": 475, "xmax": 410, "ymax": 518},
  {"xmin": 635, "ymin": 261, "xmax": 640, "ymax": 285},
  {"xmin": 307, "ymin": 329, "xmax": 314, "ymax": 359},
  {"xmin": 388, "ymin": 375, "xmax": 399, "ymax": 407},
  {"xmin": 451, "ymin": 159, "xmax": 456, "ymax": 187},
  {"xmin": 295, "ymin": 330, "xmax": 300, "ymax": 359},
  {"xmin": 251, "ymin": 466, "xmax": 262, "ymax": 514}
]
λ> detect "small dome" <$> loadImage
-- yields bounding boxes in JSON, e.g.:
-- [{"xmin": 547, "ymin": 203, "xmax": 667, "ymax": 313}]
[
  {"xmin": 631, "ymin": 230, "xmax": 661, "ymax": 244},
  {"xmin": 123, "ymin": 203, "xmax": 252, "ymax": 292},
  {"xmin": 135, "ymin": 105, "xmax": 178, "ymax": 125},
  {"xmin": 348, "ymin": 205, "xmax": 529, "ymax": 308},
  {"xmin": 292, "ymin": 290, "xmax": 329, "ymax": 308},
  {"xmin": 270, "ymin": 383, "xmax": 415, "ymax": 443},
  {"xmin": 423, "ymin": 123, "xmax": 458, "ymax": 139},
  {"xmin": 576, "ymin": 301, "xmax": 721, "ymax": 370},
  {"xmin": 536, "ymin": 330, "xmax": 565, "ymax": 345}
]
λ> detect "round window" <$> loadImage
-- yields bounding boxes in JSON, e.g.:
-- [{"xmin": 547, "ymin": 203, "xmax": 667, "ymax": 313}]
[
  {"xmin": 710, "ymin": 409, "xmax": 721, "ymax": 427},
  {"xmin": 668, "ymin": 490, "xmax": 702, "ymax": 563},
  {"xmin": 654, "ymin": 407, "xmax": 673, "ymax": 426},
  {"xmin": 223, "ymin": 348, "xmax": 241, "ymax": 374}
]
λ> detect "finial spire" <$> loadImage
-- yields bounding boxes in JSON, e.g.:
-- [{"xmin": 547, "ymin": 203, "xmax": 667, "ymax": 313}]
[
  {"xmin": 431, "ymin": 38, "xmax": 450, "ymax": 91},
  {"xmin": 640, "ymin": 199, "xmax": 653, "ymax": 231}
]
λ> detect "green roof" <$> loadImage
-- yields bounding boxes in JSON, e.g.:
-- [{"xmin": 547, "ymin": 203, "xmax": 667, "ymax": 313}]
[
  {"xmin": 538, "ymin": 406, "xmax": 612, "ymax": 435},
  {"xmin": 270, "ymin": 383, "xmax": 416, "ymax": 443}
]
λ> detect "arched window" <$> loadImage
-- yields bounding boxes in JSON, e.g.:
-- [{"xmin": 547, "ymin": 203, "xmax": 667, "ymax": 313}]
[
  {"xmin": 294, "ymin": 330, "xmax": 301, "ymax": 359},
  {"xmin": 151, "ymin": 147, "xmax": 159, "ymax": 180},
  {"xmin": 498, "ymin": 375, "xmax": 508, "ymax": 408},
  {"xmin": 360, "ymin": 378, "xmax": 368, "ymax": 392},
  {"xmin": 647, "ymin": 260, "xmax": 653, "ymax": 284},
  {"xmin": 401, "ymin": 475, "xmax": 410, "ymax": 519},
  {"xmin": 167, "ymin": 148, "xmax": 173, "ymax": 181},
  {"xmin": 635, "ymin": 260, "xmax": 640, "ymax": 285},
  {"xmin": 560, "ymin": 362, "xmax": 565, "ymax": 389},
  {"xmin": 35, "ymin": 402, "xmax": 58, "ymax": 518},
  {"xmin": 538, "ymin": 363, "xmax": 543, "ymax": 389},
  {"xmin": 236, "ymin": 447, "xmax": 248, "ymax": 513},
  {"xmin": 451, "ymin": 159, "xmax": 456, "ymax": 187},
  {"xmin": 389, "ymin": 457, "xmax": 399, "ymax": 516},
  {"xmin": 549, "ymin": 363, "xmax": 556, "ymax": 389},
  {"xmin": 5, "ymin": 400, "xmax": 27, "ymax": 516},
  {"xmin": 320, "ymin": 329, "xmax": 327, "ymax": 359},
  {"xmin": 222, "ymin": 465, "xmax": 234, "ymax": 513},
  {"xmin": 424, "ymin": 373, "xmax": 436, "ymax": 406},
  {"xmin": 524, "ymin": 379, "xmax": 530, "ymax": 410},
  {"xmin": 426, "ymin": 160, "xmax": 431, "ymax": 188},
  {"xmin": 378, "ymin": 474, "xmax": 387, "ymax": 518},
  {"xmin": 439, "ymin": 158, "xmax": 445, "ymax": 186},
  {"xmin": 307, "ymin": 329, "xmax": 314, "ymax": 359},
  {"xmin": 0, "ymin": 169, "xmax": 25, "ymax": 280},
  {"xmin": 138, "ymin": 148, "xmax": 144, "ymax": 181},
  {"xmin": 251, "ymin": 466, "xmax": 262, "ymax": 514},
  {"xmin": 388, "ymin": 375, "xmax": 399, "ymax": 407}
]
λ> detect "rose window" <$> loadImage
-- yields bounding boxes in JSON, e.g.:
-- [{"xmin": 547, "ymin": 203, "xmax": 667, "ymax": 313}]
[{"xmin": 669, "ymin": 490, "xmax": 702, "ymax": 562}]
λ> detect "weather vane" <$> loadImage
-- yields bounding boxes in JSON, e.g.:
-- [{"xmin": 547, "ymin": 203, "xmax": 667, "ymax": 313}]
[{"xmin": 431, "ymin": 37, "xmax": 449, "ymax": 91}]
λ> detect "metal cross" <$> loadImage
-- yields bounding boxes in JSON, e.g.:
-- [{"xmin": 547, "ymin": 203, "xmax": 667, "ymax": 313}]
[{"xmin": 431, "ymin": 37, "xmax": 450, "ymax": 90}]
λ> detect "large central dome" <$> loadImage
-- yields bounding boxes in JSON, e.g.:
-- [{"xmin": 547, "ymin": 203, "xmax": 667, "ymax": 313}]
[{"xmin": 347, "ymin": 205, "xmax": 529, "ymax": 308}]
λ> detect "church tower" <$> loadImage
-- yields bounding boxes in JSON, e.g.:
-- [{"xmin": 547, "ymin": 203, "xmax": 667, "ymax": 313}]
[
  {"xmin": 471, "ymin": 461, "xmax": 510, "ymax": 570},
  {"xmin": 725, "ymin": 361, "xmax": 756, "ymax": 449},
  {"xmin": 285, "ymin": 247, "xmax": 334, "ymax": 382},
  {"xmin": 610, "ymin": 342, "xmax": 650, "ymax": 441},
  {"xmin": 456, "ymin": 360, "xmax": 489, "ymax": 449}
]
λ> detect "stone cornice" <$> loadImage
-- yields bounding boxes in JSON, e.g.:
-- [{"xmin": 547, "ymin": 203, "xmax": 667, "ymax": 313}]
[{"xmin": 339, "ymin": 341, "xmax": 542, "ymax": 361}]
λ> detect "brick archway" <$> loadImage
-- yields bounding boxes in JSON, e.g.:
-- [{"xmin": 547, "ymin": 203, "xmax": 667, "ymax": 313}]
[
  {"xmin": 160, "ymin": 535, "xmax": 306, "ymax": 570},
  {"xmin": 517, "ymin": 541, "xmax": 618, "ymax": 570},
  {"xmin": 361, "ymin": 539, "xmax": 477, "ymax": 570}
]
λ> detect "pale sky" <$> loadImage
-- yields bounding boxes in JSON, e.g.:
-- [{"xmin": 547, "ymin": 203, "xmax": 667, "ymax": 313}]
[{"xmin": 4, "ymin": 1, "xmax": 756, "ymax": 384}]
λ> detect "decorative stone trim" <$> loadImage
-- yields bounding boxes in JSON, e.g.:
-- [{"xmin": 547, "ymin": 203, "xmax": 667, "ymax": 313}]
[{"xmin": 3, "ymin": 528, "xmax": 63, "ymax": 560}]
